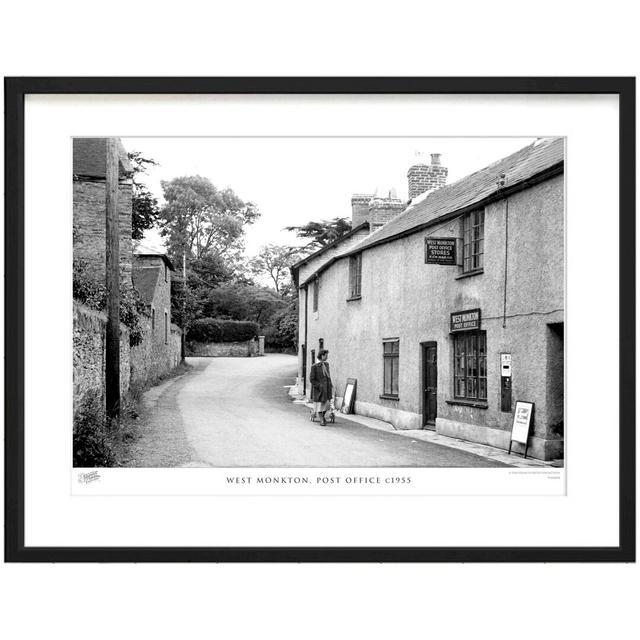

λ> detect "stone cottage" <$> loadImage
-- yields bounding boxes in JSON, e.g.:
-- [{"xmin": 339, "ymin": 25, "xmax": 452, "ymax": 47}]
[
  {"xmin": 291, "ymin": 138, "xmax": 564, "ymax": 461},
  {"xmin": 131, "ymin": 250, "xmax": 183, "ymax": 382}
]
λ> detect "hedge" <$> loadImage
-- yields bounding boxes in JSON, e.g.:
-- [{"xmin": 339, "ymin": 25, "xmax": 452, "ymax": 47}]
[{"xmin": 188, "ymin": 318, "xmax": 260, "ymax": 343}]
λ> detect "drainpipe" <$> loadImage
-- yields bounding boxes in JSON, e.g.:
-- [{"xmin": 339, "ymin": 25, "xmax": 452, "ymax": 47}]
[
  {"xmin": 496, "ymin": 173, "xmax": 509, "ymax": 329},
  {"xmin": 303, "ymin": 284, "xmax": 308, "ymax": 395}
]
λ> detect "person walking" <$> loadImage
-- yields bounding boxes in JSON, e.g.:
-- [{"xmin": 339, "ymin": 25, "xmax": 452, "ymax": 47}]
[{"xmin": 310, "ymin": 349, "xmax": 333, "ymax": 426}]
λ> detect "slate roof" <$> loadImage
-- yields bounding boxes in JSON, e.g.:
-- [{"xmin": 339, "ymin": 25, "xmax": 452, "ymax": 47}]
[
  {"xmin": 73, "ymin": 138, "xmax": 133, "ymax": 179},
  {"xmin": 290, "ymin": 221, "xmax": 370, "ymax": 271},
  {"xmin": 350, "ymin": 137, "xmax": 564, "ymax": 254},
  {"xmin": 132, "ymin": 267, "xmax": 160, "ymax": 307},
  {"xmin": 134, "ymin": 247, "xmax": 176, "ymax": 272}
]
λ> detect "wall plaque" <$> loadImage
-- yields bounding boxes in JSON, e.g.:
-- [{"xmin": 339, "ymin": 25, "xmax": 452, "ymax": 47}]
[
  {"xmin": 425, "ymin": 237, "xmax": 457, "ymax": 265},
  {"xmin": 450, "ymin": 308, "xmax": 481, "ymax": 332}
]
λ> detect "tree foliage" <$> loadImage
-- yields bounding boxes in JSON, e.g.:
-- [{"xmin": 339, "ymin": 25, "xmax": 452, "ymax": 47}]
[
  {"xmin": 249, "ymin": 244, "xmax": 305, "ymax": 293},
  {"xmin": 128, "ymin": 151, "xmax": 160, "ymax": 240},
  {"xmin": 285, "ymin": 217, "xmax": 352, "ymax": 250},
  {"xmin": 159, "ymin": 175, "xmax": 259, "ymax": 264}
]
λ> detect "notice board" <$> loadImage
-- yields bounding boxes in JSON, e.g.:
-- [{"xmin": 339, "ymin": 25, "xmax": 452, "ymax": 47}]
[{"xmin": 341, "ymin": 378, "xmax": 357, "ymax": 414}]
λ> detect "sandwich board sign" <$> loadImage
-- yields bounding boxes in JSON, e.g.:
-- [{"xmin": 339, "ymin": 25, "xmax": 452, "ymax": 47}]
[
  {"xmin": 508, "ymin": 401, "xmax": 534, "ymax": 458},
  {"xmin": 341, "ymin": 378, "xmax": 357, "ymax": 414}
]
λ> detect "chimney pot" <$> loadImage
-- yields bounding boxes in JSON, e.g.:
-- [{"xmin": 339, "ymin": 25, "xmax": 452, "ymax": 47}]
[{"xmin": 430, "ymin": 153, "xmax": 441, "ymax": 166}]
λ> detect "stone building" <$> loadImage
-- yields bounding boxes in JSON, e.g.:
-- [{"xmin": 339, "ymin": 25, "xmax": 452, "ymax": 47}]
[
  {"xmin": 73, "ymin": 137, "xmax": 134, "ymax": 283},
  {"xmin": 291, "ymin": 139, "xmax": 564, "ymax": 461},
  {"xmin": 72, "ymin": 138, "xmax": 182, "ymax": 410},
  {"xmin": 131, "ymin": 251, "xmax": 183, "ymax": 383}
]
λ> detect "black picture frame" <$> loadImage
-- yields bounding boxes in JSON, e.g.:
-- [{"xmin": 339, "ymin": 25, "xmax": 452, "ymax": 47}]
[{"xmin": 4, "ymin": 76, "xmax": 636, "ymax": 563}]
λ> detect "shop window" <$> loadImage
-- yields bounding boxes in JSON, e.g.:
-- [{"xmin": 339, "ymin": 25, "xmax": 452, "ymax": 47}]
[
  {"xmin": 462, "ymin": 210, "xmax": 484, "ymax": 272},
  {"xmin": 453, "ymin": 331, "xmax": 487, "ymax": 400},
  {"xmin": 383, "ymin": 339, "xmax": 400, "ymax": 397},
  {"xmin": 313, "ymin": 277, "xmax": 319, "ymax": 312},
  {"xmin": 349, "ymin": 253, "xmax": 362, "ymax": 298}
]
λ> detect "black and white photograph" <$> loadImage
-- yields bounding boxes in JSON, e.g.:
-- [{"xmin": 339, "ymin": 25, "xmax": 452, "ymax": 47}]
[{"xmin": 72, "ymin": 135, "xmax": 565, "ymax": 471}]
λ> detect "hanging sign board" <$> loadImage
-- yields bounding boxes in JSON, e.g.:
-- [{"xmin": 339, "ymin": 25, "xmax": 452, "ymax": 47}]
[
  {"xmin": 450, "ymin": 308, "xmax": 481, "ymax": 332},
  {"xmin": 425, "ymin": 237, "xmax": 457, "ymax": 265},
  {"xmin": 509, "ymin": 401, "xmax": 534, "ymax": 458},
  {"xmin": 341, "ymin": 378, "xmax": 357, "ymax": 414}
]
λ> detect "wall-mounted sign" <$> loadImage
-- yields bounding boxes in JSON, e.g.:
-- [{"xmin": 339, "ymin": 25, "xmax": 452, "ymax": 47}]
[
  {"xmin": 509, "ymin": 401, "xmax": 534, "ymax": 458},
  {"xmin": 450, "ymin": 308, "xmax": 481, "ymax": 332},
  {"xmin": 425, "ymin": 237, "xmax": 457, "ymax": 265}
]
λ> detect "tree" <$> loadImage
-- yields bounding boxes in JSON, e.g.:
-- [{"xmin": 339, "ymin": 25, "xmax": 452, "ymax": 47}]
[
  {"xmin": 159, "ymin": 175, "xmax": 259, "ymax": 264},
  {"xmin": 203, "ymin": 282, "xmax": 284, "ymax": 324},
  {"xmin": 285, "ymin": 217, "xmax": 352, "ymax": 250},
  {"xmin": 249, "ymin": 244, "xmax": 305, "ymax": 294},
  {"xmin": 128, "ymin": 151, "xmax": 160, "ymax": 240}
]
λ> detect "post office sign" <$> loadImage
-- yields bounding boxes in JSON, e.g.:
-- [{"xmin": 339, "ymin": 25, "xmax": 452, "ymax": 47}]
[{"xmin": 450, "ymin": 308, "xmax": 481, "ymax": 332}]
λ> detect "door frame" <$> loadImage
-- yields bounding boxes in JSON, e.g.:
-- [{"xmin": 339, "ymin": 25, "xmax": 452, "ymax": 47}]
[{"xmin": 421, "ymin": 341, "xmax": 437, "ymax": 429}]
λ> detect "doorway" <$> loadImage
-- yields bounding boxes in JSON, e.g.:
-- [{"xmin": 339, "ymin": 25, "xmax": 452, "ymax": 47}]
[{"xmin": 422, "ymin": 342, "xmax": 437, "ymax": 429}]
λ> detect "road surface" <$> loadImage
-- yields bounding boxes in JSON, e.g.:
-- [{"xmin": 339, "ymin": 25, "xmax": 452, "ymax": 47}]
[{"xmin": 122, "ymin": 354, "xmax": 509, "ymax": 467}]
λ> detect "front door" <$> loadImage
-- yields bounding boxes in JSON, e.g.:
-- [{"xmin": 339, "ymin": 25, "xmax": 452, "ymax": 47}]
[{"xmin": 423, "ymin": 342, "xmax": 437, "ymax": 428}]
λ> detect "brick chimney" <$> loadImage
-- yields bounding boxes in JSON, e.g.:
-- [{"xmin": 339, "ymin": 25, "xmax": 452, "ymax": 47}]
[
  {"xmin": 351, "ymin": 194, "xmax": 374, "ymax": 227},
  {"xmin": 407, "ymin": 153, "xmax": 448, "ymax": 201},
  {"xmin": 351, "ymin": 190, "xmax": 405, "ymax": 233},
  {"xmin": 368, "ymin": 190, "xmax": 405, "ymax": 232}
]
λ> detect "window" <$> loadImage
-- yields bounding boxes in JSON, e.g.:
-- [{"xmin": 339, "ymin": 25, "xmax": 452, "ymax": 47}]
[
  {"xmin": 349, "ymin": 253, "xmax": 362, "ymax": 298},
  {"xmin": 151, "ymin": 308, "xmax": 155, "ymax": 331},
  {"xmin": 383, "ymin": 340, "xmax": 400, "ymax": 397},
  {"xmin": 164, "ymin": 263, "xmax": 168, "ymax": 282},
  {"xmin": 312, "ymin": 277, "xmax": 319, "ymax": 312},
  {"xmin": 453, "ymin": 331, "xmax": 487, "ymax": 400},
  {"xmin": 462, "ymin": 210, "xmax": 484, "ymax": 272},
  {"xmin": 164, "ymin": 311, "xmax": 168, "ymax": 345}
]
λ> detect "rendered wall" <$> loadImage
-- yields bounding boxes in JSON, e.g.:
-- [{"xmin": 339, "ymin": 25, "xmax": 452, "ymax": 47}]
[{"xmin": 298, "ymin": 175, "xmax": 564, "ymax": 460}]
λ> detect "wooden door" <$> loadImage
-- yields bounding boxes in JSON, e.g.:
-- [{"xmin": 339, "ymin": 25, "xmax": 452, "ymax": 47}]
[{"xmin": 423, "ymin": 342, "xmax": 437, "ymax": 428}]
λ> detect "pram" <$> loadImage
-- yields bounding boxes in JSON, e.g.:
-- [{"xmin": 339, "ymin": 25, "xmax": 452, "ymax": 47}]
[{"xmin": 310, "ymin": 396, "xmax": 336, "ymax": 424}]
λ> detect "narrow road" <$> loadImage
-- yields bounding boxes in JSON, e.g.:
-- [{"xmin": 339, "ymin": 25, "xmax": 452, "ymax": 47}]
[{"xmin": 129, "ymin": 354, "xmax": 508, "ymax": 467}]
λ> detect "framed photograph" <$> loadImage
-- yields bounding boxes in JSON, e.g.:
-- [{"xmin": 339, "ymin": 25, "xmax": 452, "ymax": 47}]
[{"xmin": 4, "ymin": 77, "xmax": 635, "ymax": 562}]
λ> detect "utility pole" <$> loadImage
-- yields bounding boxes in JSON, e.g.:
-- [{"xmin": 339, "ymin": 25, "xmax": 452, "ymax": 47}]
[
  {"xmin": 181, "ymin": 251, "xmax": 187, "ymax": 360},
  {"xmin": 105, "ymin": 138, "xmax": 120, "ymax": 423}
]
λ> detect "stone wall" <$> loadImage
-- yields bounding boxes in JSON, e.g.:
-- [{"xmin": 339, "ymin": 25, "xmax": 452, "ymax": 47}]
[
  {"xmin": 74, "ymin": 302, "xmax": 182, "ymax": 413},
  {"xmin": 73, "ymin": 303, "xmax": 130, "ymax": 412},
  {"xmin": 186, "ymin": 336, "xmax": 265, "ymax": 357},
  {"xmin": 130, "ymin": 317, "xmax": 183, "ymax": 386},
  {"xmin": 73, "ymin": 178, "xmax": 133, "ymax": 284}
]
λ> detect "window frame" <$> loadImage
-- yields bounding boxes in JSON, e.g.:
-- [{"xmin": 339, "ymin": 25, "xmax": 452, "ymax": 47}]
[
  {"xmin": 462, "ymin": 209, "xmax": 485, "ymax": 273},
  {"xmin": 348, "ymin": 253, "xmax": 362, "ymax": 299},
  {"xmin": 382, "ymin": 339, "xmax": 400, "ymax": 398},
  {"xmin": 453, "ymin": 330, "xmax": 487, "ymax": 401}
]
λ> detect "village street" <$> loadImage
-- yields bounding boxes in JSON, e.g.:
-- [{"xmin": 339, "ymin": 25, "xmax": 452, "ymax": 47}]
[{"xmin": 122, "ymin": 354, "xmax": 509, "ymax": 467}]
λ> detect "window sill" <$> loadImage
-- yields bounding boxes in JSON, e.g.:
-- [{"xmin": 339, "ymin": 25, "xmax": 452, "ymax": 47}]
[
  {"xmin": 379, "ymin": 394, "xmax": 399, "ymax": 401},
  {"xmin": 446, "ymin": 398, "xmax": 488, "ymax": 409},
  {"xmin": 346, "ymin": 295, "xmax": 362, "ymax": 302},
  {"xmin": 455, "ymin": 268, "xmax": 484, "ymax": 280}
]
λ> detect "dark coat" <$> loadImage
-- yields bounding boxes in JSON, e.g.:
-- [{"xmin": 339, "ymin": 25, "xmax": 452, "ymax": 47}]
[{"xmin": 310, "ymin": 361, "xmax": 333, "ymax": 402}]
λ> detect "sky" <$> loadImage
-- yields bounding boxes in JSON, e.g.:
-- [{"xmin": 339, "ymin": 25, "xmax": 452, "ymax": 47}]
[{"xmin": 123, "ymin": 137, "xmax": 538, "ymax": 257}]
